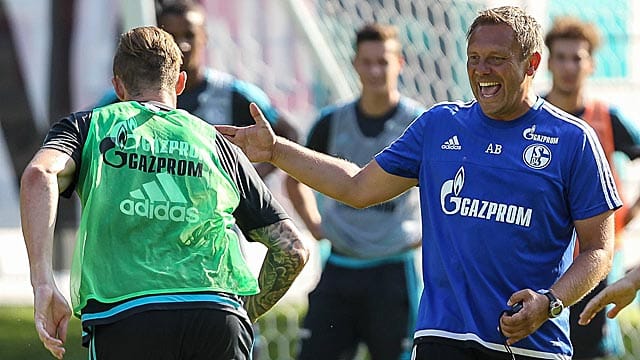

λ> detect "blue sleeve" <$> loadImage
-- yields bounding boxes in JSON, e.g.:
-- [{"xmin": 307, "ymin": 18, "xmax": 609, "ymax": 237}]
[
  {"xmin": 568, "ymin": 127, "xmax": 622, "ymax": 220},
  {"xmin": 231, "ymin": 79, "xmax": 279, "ymax": 125},
  {"xmin": 374, "ymin": 112, "xmax": 425, "ymax": 179}
]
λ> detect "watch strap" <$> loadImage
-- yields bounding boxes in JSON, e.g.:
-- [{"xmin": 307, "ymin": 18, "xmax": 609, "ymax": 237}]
[{"xmin": 537, "ymin": 289, "xmax": 563, "ymax": 318}]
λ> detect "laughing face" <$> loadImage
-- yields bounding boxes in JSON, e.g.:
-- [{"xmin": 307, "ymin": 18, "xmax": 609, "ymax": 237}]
[{"xmin": 467, "ymin": 24, "xmax": 540, "ymax": 121}]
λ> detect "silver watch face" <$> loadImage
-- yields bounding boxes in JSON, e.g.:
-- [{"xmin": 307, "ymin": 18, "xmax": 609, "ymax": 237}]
[{"xmin": 549, "ymin": 300, "xmax": 563, "ymax": 317}]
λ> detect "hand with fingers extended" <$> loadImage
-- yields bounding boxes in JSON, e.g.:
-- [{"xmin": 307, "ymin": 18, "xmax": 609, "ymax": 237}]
[
  {"xmin": 498, "ymin": 289, "xmax": 550, "ymax": 346},
  {"xmin": 33, "ymin": 284, "xmax": 72, "ymax": 359},
  {"xmin": 579, "ymin": 268, "xmax": 640, "ymax": 325},
  {"xmin": 215, "ymin": 103, "xmax": 277, "ymax": 163}
]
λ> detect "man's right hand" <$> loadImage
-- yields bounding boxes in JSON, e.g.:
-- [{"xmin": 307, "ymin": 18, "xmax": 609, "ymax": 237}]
[
  {"xmin": 32, "ymin": 284, "xmax": 72, "ymax": 359},
  {"xmin": 216, "ymin": 103, "xmax": 277, "ymax": 163}
]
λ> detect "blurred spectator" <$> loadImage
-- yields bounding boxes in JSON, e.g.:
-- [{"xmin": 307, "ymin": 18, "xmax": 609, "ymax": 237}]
[{"xmin": 544, "ymin": 15, "xmax": 640, "ymax": 360}]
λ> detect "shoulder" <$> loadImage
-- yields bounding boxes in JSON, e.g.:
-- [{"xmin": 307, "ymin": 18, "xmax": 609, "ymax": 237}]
[
  {"xmin": 536, "ymin": 101, "xmax": 604, "ymax": 148},
  {"xmin": 539, "ymin": 100, "xmax": 591, "ymax": 131},
  {"xmin": 94, "ymin": 89, "xmax": 119, "ymax": 108},
  {"xmin": 606, "ymin": 105, "xmax": 640, "ymax": 139},
  {"xmin": 93, "ymin": 100, "xmax": 140, "ymax": 115},
  {"xmin": 43, "ymin": 110, "xmax": 95, "ymax": 165},
  {"xmin": 585, "ymin": 98, "xmax": 609, "ymax": 110},
  {"xmin": 228, "ymin": 77, "xmax": 271, "ymax": 105},
  {"xmin": 68, "ymin": 109, "xmax": 94, "ymax": 124},
  {"xmin": 173, "ymin": 108, "xmax": 215, "ymax": 127},
  {"xmin": 318, "ymin": 99, "xmax": 356, "ymax": 118},
  {"xmin": 432, "ymin": 99, "xmax": 473, "ymax": 112},
  {"xmin": 204, "ymin": 68, "xmax": 234, "ymax": 87},
  {"xmin": 399, "ymin": 96, "xmax": 427, "ymax": 116},
  {"xmin": 50, "ymin": 110, "xmax": 97, "ymax": 138},
  {"xmin": 311, "ymin": 100, "xmax": 357, "ymax": 131},
  {"xmin": 418, "ymin": 100, "xmax": 474, "ymax": 122},
  {"xmin": 214, "ymin": 130, "xmax": 241, "ymax": 160},
  {"xmin": 47, "ymin": 110, "xmax": 94, "ymax": 137},
  {"xmin": 582, "ymin": 99, "xmax": 637, "ymax": 131},
  {"xmin": 217, "ymin": 71, "xmax": 279, "ymax": 122},
  {"xmin": 605, "ymin": 104, "xmax": 632, "ymax": 125},
  {"xmin": 307, "ymin": 109, "xmax": 335, "ymax": 142}
]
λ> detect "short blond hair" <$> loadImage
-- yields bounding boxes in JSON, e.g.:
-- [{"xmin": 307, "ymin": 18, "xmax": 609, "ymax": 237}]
[
  {"xmin": 467, "ymin": 6, "xmax": 543, "ymax": 60},
  {"xmin": 112, "ymin": 26, "xmax": 183, "ymax": 96}
]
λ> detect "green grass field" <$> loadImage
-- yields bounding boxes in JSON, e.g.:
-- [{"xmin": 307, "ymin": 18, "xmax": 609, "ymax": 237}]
[{"xmin": 0, "ymin": 306, "xmax": 87, "ymax": 360}]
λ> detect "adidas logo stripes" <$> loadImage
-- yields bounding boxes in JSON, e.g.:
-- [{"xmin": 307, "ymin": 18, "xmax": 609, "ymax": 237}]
[
  {"xmin": 119, "ymin": 173, "xmax": 200, "ymax": 223},
  {"xmin": 130, "ymin": 173, "xmax": 188, "ymax": 203},
  {"xmin": 441, "ymin": 135, "xmax": 462, "ymax": 150}
]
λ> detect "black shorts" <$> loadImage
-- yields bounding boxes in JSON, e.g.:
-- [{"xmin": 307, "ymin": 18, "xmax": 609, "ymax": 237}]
[
  {"xmin": 87, "ymin": 308, "xmax": 253, "ymax": 360},
  {"xmin": 298, "ymin": 255, "xmax": 420, "ymax": 360},
  {"xmin": 412, "ymin": 337, "xmax": 543, "ymax": 360}
]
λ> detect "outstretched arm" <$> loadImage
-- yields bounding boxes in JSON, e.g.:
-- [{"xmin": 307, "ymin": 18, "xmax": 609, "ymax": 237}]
[
  {"xmin": 217, "ymin": 103, "xmax": 417, "ymax": 208},
  {"xmin": 255, "ymin": 114, "xmax": 299, "ymax": 178},
  {"xmin": 579, "ymin": 266, "xmax": 640, "ymax": 324},
  {"xmin": 243, "ymin": 219, "xmax": 309, "ymax": 321},
  {"xmin": 20, "ymin": 149, "xmax": 76, "ymax": 359}
]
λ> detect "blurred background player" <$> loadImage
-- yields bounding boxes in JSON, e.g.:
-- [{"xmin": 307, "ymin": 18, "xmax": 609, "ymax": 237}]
[
  {"xmin": 97, "ymin": 0, "xmax": 299, "ymax": 178},
  {"xmin": 544, "ymin": 16, "xmax": 640, "ymax": 360},
  {"xmin": 286, "ymin": 23, "xmax": 424, "ymax": 360}
]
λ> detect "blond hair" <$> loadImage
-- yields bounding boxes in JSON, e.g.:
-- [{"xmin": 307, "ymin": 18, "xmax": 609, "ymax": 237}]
[
  {"xmin": 467, "ymin": 6, "xmax": 543, "ymax": 60},
  {"xmin": 112, "ymin": 26, "xmax": 183, "ymax": 96}
]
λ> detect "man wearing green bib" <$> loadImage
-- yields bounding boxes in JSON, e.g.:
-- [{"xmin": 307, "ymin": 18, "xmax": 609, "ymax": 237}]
[{"xmin": 20, "ymin": 26, "xmax": 309, "ymax": 360}]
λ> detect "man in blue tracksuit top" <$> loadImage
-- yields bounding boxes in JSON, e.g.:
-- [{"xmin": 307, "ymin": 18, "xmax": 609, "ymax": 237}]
[{"xmin": 218, "ymin": 6, "xmax": 619, "ymax": 360}]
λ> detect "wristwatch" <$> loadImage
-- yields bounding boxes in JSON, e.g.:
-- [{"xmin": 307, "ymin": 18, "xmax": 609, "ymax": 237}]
[{"xmin": 537, "ymin": 289, "xmax": 564, "ymax": 318}]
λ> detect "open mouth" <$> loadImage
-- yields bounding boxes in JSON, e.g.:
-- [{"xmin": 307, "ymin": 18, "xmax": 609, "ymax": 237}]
[{"xmin": 478, "ymin": 81, "xmax": 501, "ymax": 98}]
